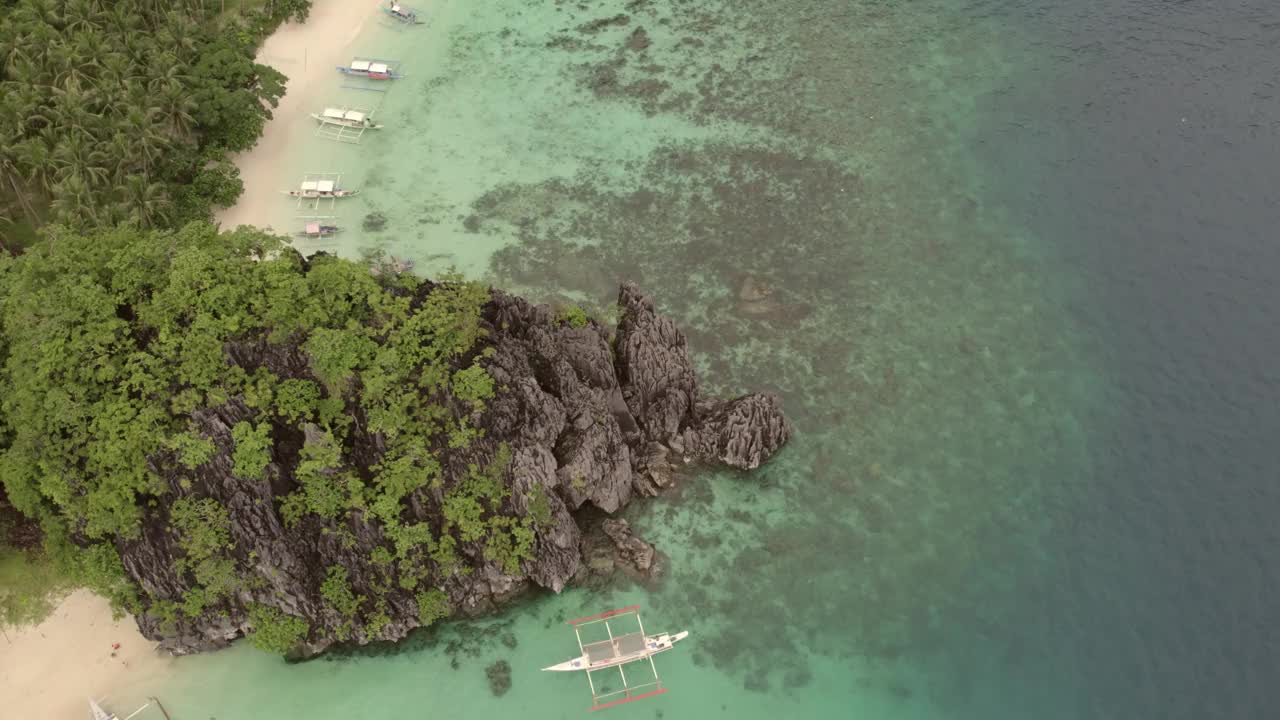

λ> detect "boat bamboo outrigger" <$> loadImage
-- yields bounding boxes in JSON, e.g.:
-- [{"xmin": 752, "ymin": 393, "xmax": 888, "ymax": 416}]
[
  {"xmin": 383, "ymin": 1, "xmax": 425, "ymax": 24},
  {"xmin": 336, "ymin": 57, "xmax": 405, "ymax": 81},
  {"xmin": 88, "ymin": 697, "xmax": 158, "ymax": 720},
  {"xmin": 283, "ymin": 173, "xmax": 359, "ymax": 211},
  {"xmin": 311, "ymin": 106, "xmax": 383, "ymax": 144},
  {"xmin": 543, "ymin": 605, "xmax": 689, "ymax": 711}
]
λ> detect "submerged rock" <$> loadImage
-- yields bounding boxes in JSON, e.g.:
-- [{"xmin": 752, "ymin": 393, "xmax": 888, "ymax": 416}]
[
  {"xmin": 574, "ymin": 514, "xmax": 663, "ymax": 590},
  {"xmin": 486, "ymin": 659, "xmax": 512, "ymax": 696},
  {"xmin": 626, "ymin": 27, "xmax": 652, "ymax": 52},
  {"xmin": 601, "ymin": 518, "xmax": 658, "ymax": 575},
  {"xmin": 577, "ymin": 14, "xmax": 630, "ymax": 34}
]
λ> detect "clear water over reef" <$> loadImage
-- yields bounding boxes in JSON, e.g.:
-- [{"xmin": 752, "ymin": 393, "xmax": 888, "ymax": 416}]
[{"xmin": 161, "ymin": 0, "xmax": 1280, "ymax": 718}]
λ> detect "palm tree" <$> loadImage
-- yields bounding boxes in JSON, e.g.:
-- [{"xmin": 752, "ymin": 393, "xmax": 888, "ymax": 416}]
[
  {"xmin": 11, "ymin": 138, "xmax": 53, "ymax": 197},
  {"xmin": 62, "ymin": 0, "xmax": 107, "ymax": 34},
  {"xmin": 99, "ymin": 52, "xmax": 137, "ymax": 94},
  {"xmin": 49, "ymin": 175, "xmax": 100, "ymax": 228},
  {"xmin": 103, "ymin": 5, "xmax": 142, "ymax": 38},
  {"xmin": 13, "ymin": 15, "xmax": 61, "ymax": 70},
  {"xmin": 157, "ymin": 18, "xmax": 200, "ymax": 63},
  {"xmin": 45, "ymin": 86, "xmax": 100, "ymax": 139},
  {"xmin": 11, "ymin": 0, "xmax": 61, "ymax": 33},
  {"xmin": 0, "ymin": 147, "xmax": 42, "ymax": 228},
  {"xmin": 0, "ymin": 29, "xmax": 34, "ymax": 73},
  {"xmin": 147, "ymin": 56, "xmax": 193, "ymax": 94},
  {"xmin": 51, "ymin": 132, "xmax": 110, "ymax": 190},
  {"xmin": 116, "ymin": 174, "xmax": 173, "ymax": 228},
  {"xmin": 120, "ymin": 106, "xmax": 170, "ymax": 176},
  {"xmin": 0, "ymin": 81, "xmax": 45, "ymax": 133},
  {"xmin": 155, "ymin": 82, "xmax": 197, "ymax": 139},
  {"xmin": 50, "ymin": 41, "xmax": 92, "ymax": 93},
  {"xmin": 72, "ymin": 31, "xmax": 109, "ymax": 80},
  {"xmin": 104, "ymin": 132, "xmax": 136, "ymax": 185}
]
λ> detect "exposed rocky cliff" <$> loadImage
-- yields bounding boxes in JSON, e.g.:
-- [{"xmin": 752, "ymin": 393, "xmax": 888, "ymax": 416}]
[{"xmin": 124, "ymin": 281, "xmax": 791, "ymax": 657}]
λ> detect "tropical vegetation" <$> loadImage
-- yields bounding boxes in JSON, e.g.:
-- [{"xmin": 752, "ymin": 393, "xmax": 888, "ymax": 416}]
[
  {"xmin": 0, "ymin": 0, "xmax": 313, "ymax": 250},
  {"xmin": 0, "ymin": 0, "xmax": 549, "ymax": 653},
  {"xmin": 0, "ymin": 221, "xmax": 546, "ymax": 650}
]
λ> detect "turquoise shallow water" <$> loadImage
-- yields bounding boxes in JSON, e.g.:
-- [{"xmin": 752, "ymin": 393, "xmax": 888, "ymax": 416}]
[{"xmin": 143, "ymin": 0, "xmax": 1179, "ymax": 717}]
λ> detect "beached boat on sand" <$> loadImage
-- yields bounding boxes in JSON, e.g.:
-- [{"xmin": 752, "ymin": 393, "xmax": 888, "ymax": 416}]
[{"xmin": 336, "ymin": 57, "xmax": 405, "ymax": 80}]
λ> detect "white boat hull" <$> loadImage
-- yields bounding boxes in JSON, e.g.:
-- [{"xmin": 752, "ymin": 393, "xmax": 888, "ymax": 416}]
[
  {"xmin": 283, "ymin": 190, "xmax": 360, "ymax": 199},
  {"xmin": 89, "ymin": 699, "xmax": 116, "ymax": 720},
  {"xmin": 309, "ymin": 113, "xmax": 384, "ymax": 130},
  {"xmin": 542, "ymin": 631, "xmax": 689, "ymax": 672}
]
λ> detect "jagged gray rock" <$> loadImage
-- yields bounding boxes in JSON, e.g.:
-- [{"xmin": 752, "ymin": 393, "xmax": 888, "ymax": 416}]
[
  {"xmin": 574, "ymin": 515, "xmax": 662, "ymax": 590},
  {"xmin": 121, "ymin": 281, "xmax": 791, "ymax": 657},
  {"xmin": 615, "ymin": 281, "xmax": 793, "ymax": 471},
  {"xmin": 601, "ymin": 518, "xmax": 657, "ymax": 575}
]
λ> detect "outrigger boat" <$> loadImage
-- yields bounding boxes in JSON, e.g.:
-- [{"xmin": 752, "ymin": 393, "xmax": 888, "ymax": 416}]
[
  {"xmin": 285, "ymin": 173, "xmax": 358, "ymax": 211},
  {"xmin": 284, "ymin": 181, "xmax": 359, "ymax": 200},
  {"xmin": 311, "ymin": 107, "xmax": 383, "ymax": 131},
  {"xmin": 384, "ymin": 1, "xmax": 424, "ymax": 24},
  {"xmin": 336, "ymin": 57, "xmax": 405, "ymax": 80},
  {"xmin": 543, "ymin": 605, "xmax": 689, "ymax": 711},
  {"xmin": 311, "ymin": 106, "xmax": 382, "ymax": 143},
  {"xmin": 296, "ymin": 221, "xmax": 341, "ymax": 239},
  {"xmin": 88, "ymin": 697, "xmax": 161, "ymax": 720}
]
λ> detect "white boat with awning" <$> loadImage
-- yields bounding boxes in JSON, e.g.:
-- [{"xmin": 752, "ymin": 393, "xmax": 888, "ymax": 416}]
[{"xmin": 311, "ymin": 106, "xmax": 383, "ymax": 143}]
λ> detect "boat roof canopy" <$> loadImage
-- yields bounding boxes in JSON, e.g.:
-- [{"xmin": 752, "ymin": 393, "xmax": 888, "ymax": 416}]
[
  {"xmin": 300, "ymin": 180, "xmax": 318, "ymax": 191},
  {"xmin": 350, "ymin": 59, "xmax": 371, "ymax": 71},
  {"xmin": 316, "ymin": 180, "xmax": 335, "ymax": 192},
  {"xmin": 369, "ymin": 62, "xmax": 389, "ymax": 73},
  {"xmin": 305, "ymin": 222, "xmax": 320, "ymax": 233},
  {"xmin": 320, "ymin": 107, "xmax": 367, "ymax": 123},
  {"xmin": 583, "ymin": 632, "xmax": 647, "ymax": 664}
]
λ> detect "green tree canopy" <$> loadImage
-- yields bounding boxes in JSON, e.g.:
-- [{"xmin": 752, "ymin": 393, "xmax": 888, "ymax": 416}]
[
  {"xmin": 0, "ymin": 0, "xmax": 302, "ymax": 237},
  {"xmin": 0, "ymin": 222, "xmax": 532, "ymax": 632}
]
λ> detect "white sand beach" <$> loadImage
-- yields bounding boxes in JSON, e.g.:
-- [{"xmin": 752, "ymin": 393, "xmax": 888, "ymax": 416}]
[
  {"xmin": 217, "ymin": 0, "xmax": 387, "ymax": 233},
  {"xmin": 0, "ymin": 591, "xmax": 175, "ymax": 720}
]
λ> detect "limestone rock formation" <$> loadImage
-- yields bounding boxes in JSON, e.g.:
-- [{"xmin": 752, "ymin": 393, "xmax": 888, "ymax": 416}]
[{"xmin": 124, "ymin": 281, "xmax": 791, "ymax": 656}]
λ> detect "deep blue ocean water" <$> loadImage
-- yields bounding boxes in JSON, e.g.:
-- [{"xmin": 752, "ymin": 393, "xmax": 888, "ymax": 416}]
[{"xmin": 975, "ymin": 0, "xmax": 1280, "ymax": 717}]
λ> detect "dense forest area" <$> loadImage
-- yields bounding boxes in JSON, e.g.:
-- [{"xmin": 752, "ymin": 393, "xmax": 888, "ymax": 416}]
[
  {"xmin": 0, "ymin": 0, "xmax": 312, "ymax": 251},
  {"xmin": 0, "ymin": 0, "xmax": 326, "ymax": 626},
  {"xmin": 0, "ymin": 0, "xmax": 548, "ymax": 647},
  {"xmin": 0, "ymin": 221, "xmax": 505, "ymax": 650}
]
